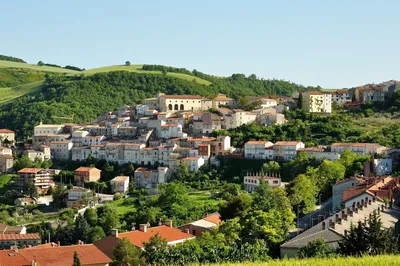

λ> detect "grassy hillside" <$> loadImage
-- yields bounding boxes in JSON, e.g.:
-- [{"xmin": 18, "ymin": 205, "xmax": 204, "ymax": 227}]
[
  {"xmin": 0, "ymin": 60, "xmax": 79, "ymax": 74},
  {"xmin": 206, "ymin": 255, "xmax": 400, "ymax": 266},
  {"xmin": 0, "ymin": 80, "xmax": 45, "ymax": 104},
  {"xmin": 83, "ymin": 64, "xmax": 212, "ymax": 85}
]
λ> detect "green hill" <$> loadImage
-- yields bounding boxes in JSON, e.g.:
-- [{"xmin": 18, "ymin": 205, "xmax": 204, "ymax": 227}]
[
  {"xmin": 0, "ymin": 60, "xmax": 79, "ymax": 73},
  {"xmin": 0, "ymin": 80, "xmax": 45, "ymax": 104},
  {"xmin": 83, "ymin": 64, "xmax": 212, "ymax": 85},
  {"xmin": 205, "ymin": 255, "xmax": 400, "ymax": 266}
]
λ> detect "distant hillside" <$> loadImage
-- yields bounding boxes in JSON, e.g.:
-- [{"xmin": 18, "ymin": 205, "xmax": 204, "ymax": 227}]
[
  {"xmin": 0, "ymin": 54, "xmax": 26, "ymax": 63},
  {"xmin": 83, "ymin": 64, "xmax": 212, "ymax": 85},
  {"xmin": 0, "ymin": 60, "xmax": 79, "ymax": 74},
  {"xmin": 0, "ymin": 68, "xmax": 46, "ymax": 87}
]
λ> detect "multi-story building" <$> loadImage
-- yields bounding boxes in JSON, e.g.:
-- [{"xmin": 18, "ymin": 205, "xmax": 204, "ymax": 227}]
[
  {"xmin": 331, "ymin": 143, "xmax": 387, "ymax": 155},
  {"xmin": 273, "ymin": 141, "xmax": 305, "ymax": 161},
  {"xmin": 17, "ymin": 168, "xmax": 54, "ymax": 191},
  {"xmin": 301, "ymin": 91, "xmax": 332, "ymax": 113},
  {"xmin": 244, "ymin": 172, "xmax": 282, "ymax": 192},
  {"xmin": 222, "ymin": 109, "xmax": 257, "ymax": 129},
  {"xmin": 159, "ymin": 94, "xmax": 205, "ymax": 112},
  {"xmin": 210, "ymin": 136, "xmax": 231, "ymax": 156},
  {"xmin": 213, "ymin": 94, "xmax": 234, "ymax": 108},
  {"xmin": 110, "ymin": 176, "xmax": 130, "ymax": 193},
  {"xmin": 331, "ymin": 89, "xmax": 351, "ymax": 105},
  {"xmin": 332, "ymin": 177, "xmax": 363, "ymax": 211},
  {"xmin": 134, "ymin": 167, "xmax": 171, "ymax": 188},
  {"xmin": 24, "ymin": 145, "xmax": 51, "ymax": 162},
  {"xmin": 179, "ymin": 157, "xmax": 205, "ymax": 172},
  {"xmin": 0, "ymin": 233, "xmax": 41, "ymax": 249},
  {"xmin": 0, "ymin": 147, "xmax": 13, "ymax": 173},
  {"xmin": 297, "ymin": 147, "xmax": 341, "ymax": 161},
  {"xmin": 74, "ymin": 167, "xmax": 101, "ymax": 186},
  {"xmin": 160, "ymin": 124, "xmax": 186, "ymax": 139},
  {"xmin": 50, "ymin": 141, "xmax": 73, "ymax": 160},
  {"xmin": 34, "ymin": 123, "xmax": 65, "ymax": 136},
  {"xmin": 67, "ymin": 187, "xmax": 95, "ymax": 208},
  {"xmin": 244, "ymin": 141, "xmax": 274, "ymax": 160},
  {"xmin": 0, "ymin": 129, "xmax": 15, "ymax": 146},
  {"xmin": 260, "ymin": 113, "xmax": 286, "ymax": 126}
]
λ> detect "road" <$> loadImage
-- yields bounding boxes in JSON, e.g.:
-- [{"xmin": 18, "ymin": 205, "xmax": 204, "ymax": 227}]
[{"xmin": 297, "ymin": 197, "xmax": 333, "ymax": 229}]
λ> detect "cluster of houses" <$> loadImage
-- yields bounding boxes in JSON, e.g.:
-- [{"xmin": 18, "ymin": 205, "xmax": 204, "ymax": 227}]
[{"xmin": 0, "ymin": 213, "xmax": 221, "ymax": 266}]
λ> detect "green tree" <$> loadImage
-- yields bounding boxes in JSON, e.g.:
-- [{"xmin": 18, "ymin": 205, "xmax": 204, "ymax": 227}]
[
  {"xmin": 89, "ymin": 226, "xmax": 106, "ymax": 243},
  {"xmin": 219, "ymin": 191, "xmax": 252, "ymax": 220},
  {"xmin": 143, "ymin": 234, "xmax": 168, "ymax": 265},
  {"xmin": 25, "ymin": 179, "xmax": 38, "ymax": 199},
  {"xmin": 125, "ymin": 61, "xmax": 131, "ymax": 66},
  {"xmin": 288, "ymin": 172, "xmax": 319, "ymax": 214},
  {"xmin": 261, "ymin": 161, "xmax": 280, "ymax": 174},
  {"xmin": 113, "ymin": 237, "xmax": 142, "ymax": 266},
  {"xmin": 53, "ymin": 185, "xmax": 67, "ymax": 209},
  {"xmin": 74, "ymin": 214, "xmax": 90, "ymax": 243},
  {"xmin": 72, "ymin": 251, "xmax": 81, "ymax": 266},
  {"xmin": 298, "ymin": 238, "xmax": 332, "ymax": 258},
  {"xmin": 83, "ymin": 208, "xmax": 98, "ymax": 227},
  {"xmin": 38, "ymin": 61, "xmax": 44, "ymax": 66},
  {"xmin": 317, "ymin": 160, "xmax": 345, "ymax": 193},
  {"xmin": 99, "ymin": 204, "xmax": 120, "ymax": 235}
]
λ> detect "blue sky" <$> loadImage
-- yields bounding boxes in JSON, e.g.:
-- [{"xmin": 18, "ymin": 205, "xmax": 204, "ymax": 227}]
[{"xmin": 1, "ymin": 0, "xmax": 399, "ymax": 88}]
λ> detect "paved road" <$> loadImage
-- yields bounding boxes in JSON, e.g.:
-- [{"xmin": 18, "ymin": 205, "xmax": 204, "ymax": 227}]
[{"xmin": 297, "ymin": 198, "xmax": 333, "ymax": 229}]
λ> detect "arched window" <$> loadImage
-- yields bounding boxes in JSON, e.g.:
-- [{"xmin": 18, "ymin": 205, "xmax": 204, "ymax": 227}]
[
  {"xmin": 168, "ymin": 104, "xmax": 173, "ymax": 110},
  {"xmin": 180, "ymin": 104, "xmax": 184, "ymax": 110},
  {"xmin": 174, "ymin": 104, "xmax": 179, "ymax": 110}
]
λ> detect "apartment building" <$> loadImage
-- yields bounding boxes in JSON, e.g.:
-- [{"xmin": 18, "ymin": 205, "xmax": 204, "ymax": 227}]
[
  {"xmin": 0, "ymin": 233, "xmax": 41, "ymax": 249},
  {"xmin": 331, "ymin": 89, "xmax": 351, "ymax": 105},
  {"xmin": 213, "ymin": 94, "xmax": 234, "ymax": 108},
  {"xmin": 0, "ymin": 147, "xmax": 13, "ymax": 173},
  {"xmin": 179, "ymin": 157, "xmax": 205, "ymax": 172},
  {"xmin": 110, "ymin": 176, "xmax": 130, "ymax": 193},
  {"xmin": 210, "ymin": 136, "xmax": 231, "ymax": 156},
  {"xmin": 160, "ymin": 124, "xmax": 186, "ymax": 139},
  {"xmin": 74, "ymin": 167, "xmax": 101, "ymax": 186},
  {"xmin": 134, "ymin": 167, "xmax": 171, "ymax": 189},
  {"xmin": 244, "ymin": 172, "xmax": 282, "ymax": 192},
  {"xmin": 24, "ymin": 145, "xmax": 51, "ymax": 162},
  {"xmin": 244, "ymin": 141, "xmax": 274, "ymax": 160},
  {"xmin": 273, "ymin": 141, "xmax": 305, "ymax": 161},
  {"xmin": 301, "ymin": 91, "xmax": 332, "ymax": 113},
  {"xmin": 298, "ymin": 147, "xmax": 341, "ymax": 161},
  {"xmin": 34, "ymin": 123, "xmax": 65, "ymax": 136},
  {"xmin": 331, "ymin": 143, "xmax": 387, "ymax": 155},
  {"xmin": 17, "ymin": 168, "xmax": 54, "ymax": 191},
  {"xmin": 50, "ymin": 141, "xmax": 73, "ymax": 160}
]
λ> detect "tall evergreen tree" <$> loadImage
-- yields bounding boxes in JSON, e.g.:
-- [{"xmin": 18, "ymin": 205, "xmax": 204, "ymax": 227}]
[{"xmin": 72, "ymin": 251, "xmax": 81, "ymax": 266}]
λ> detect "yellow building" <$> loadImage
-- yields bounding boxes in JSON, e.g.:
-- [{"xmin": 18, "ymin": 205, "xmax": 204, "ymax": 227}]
[{"xmin": 301, "ymin": 91, "xmax": 332, "ymax": 113}]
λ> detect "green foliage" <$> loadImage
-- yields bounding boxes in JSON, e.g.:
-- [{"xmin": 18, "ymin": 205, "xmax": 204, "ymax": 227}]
[
  {"xmin": 0, "ymin": 55, "xmax": 26, "ymax": 63},
  {"xmin": 298, "ymin": 238, "xmax": 333, "ymax": 258},
  {"xmin": 74, "ymin": 214, "xmax": 90, "ymax": 243},
  {"xmin": 99, "ymin": 204, "xmax": 120, "ymax": 235},
  {"xmin": 0, "ymin": 68, "xmax": 45, "ymax": 87},
  {"xmin": 89, "ymin": 226, "xmax": 106, "ymax": 243},
  {"xmin": 113, "ymin": 237, "xmax": 142, "ymax": 266},
  {"xmin": 73, "ymin": 251, "xmax": 82, "ymax": 266},
  {"xmin": 143, "ymin": 234, "xmax": 169, "ymax": 265},
  {"xmin": 125, "ymin": 61, "xmax": 131, "ymax": 66},
  {"xmin": 262, "ymin": 161, "xmax": 281, "ymax": 174},
  {"xmin": 52, "ymin": 185, "xmax": 67, "ymax": 209},
  {"xmin": 83, "ymin": 208, "xmax": 98, "ymax": 227}
]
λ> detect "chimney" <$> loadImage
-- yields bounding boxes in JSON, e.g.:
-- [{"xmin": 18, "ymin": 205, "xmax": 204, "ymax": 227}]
[
  {"xmin": 354, "ymin": 207, "xmax": 358, "ymax": 214},
  {"xmin": 57, "ymin": 241, "xmax": 60, "ymax": 247},
  {"xmin": 373, "ymin": 197, "xmax": 376, "ymax": 202},
  {"xmin": 184, "ymin": 229, "xmax": 190, "ymax": 234},
  {"xmin": 322, "ymin": 221, "xmax": 326, "ymax": 230},
  {"xmin": 377, "ymin": 207, "xmax": 380, "ymax": 215},
  {"xmin": 368, "ymin": 199, "xmax": 371, "ymax": 205},
  {"xmin": 381, "ymin": 205, "xmax": 384, "ymax": 211},
  {"xmin": 329, "ymin": 219, "xmax": 335, "ymax": 229},
  {"xmin": 111, "ymin": 229, "xmax": 119, "ymax": 237},
  {"xmin": 139, "ymin": 224, "xmax": 147, "ymax": 233},
  {"xmin": 165, "ymin": 219, "xmax": 173, "ymax": 228},
  {"xmin": 131, "ymin": 223, "xmax": 136, "ymax": 231},
  {"xmin": 344, "ymin": 229, "xmax": 348, "ymax": 236}
]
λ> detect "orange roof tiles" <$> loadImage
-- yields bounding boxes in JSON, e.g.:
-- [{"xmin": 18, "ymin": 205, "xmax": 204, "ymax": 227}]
[
  {"xmin": 162, "ymin": 124, "xmax": 180, "ymax": 127},
  {"xmin": 0, "ymin": 250, "xmax": 30, "ymax": 266},
  {"xmin": 111, "ymin": 176, "xmax": 129, "ymax": 182},
  {"xmin": 180, "ymin": 157, "xmax": 200, "ymax": 161},
  {"xmin": 0, "ymin": 233, "xmax": 40, "ymax": 241},
  {"xmin": 202, "ymin": 214, "xmax": 222, "ymax": 225},
  {"xmin": 304, "ymin": 91, "xmax": 323, "ymax": 95},
  {"xmin": 274, "ymin": 141, "xmax": 302, "ymax": 146},
  {"xmin": 246, "ymin": 141, "xmax": 268, "ymax": 145},
  {"xmin": 17, "ymin": 168, "xmax": 42, "ymax": 174},
  {"xmin": 162, "ymin": 95, "xmax": 203, "ymax": 99},
  {"xmin": 118, "ymin": 225, "xmax": 193, "ymax": 248},
  {"xmin": 0, "ymin": 129, "xmax": 14, "ymax": 133},
  {"xmin": 75, "ymin": 167, "xmax": 100, "ymax": 172},
  {"xmin": 20, "ymin": 244, "xmax": 112, "ymax": 266}
]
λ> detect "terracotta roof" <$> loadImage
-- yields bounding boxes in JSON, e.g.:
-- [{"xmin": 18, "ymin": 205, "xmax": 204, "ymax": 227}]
[
  {"xmin": 274, "ymin": 141, "xmax": 302, "ymax": 146},
  {"xmin": 180, "ymin": 157, "xmax": 200, "ymax": 161},
  {"xmin": 337, "ymin": 89, "xmax": 348, "ymax": 94},
  {"xmin": 135, "ymin": 167, "xmax": 157, "ymax": 173},
  {"xmin": 246, "ymin": 141, "xmax": 267, "ymax": 145},
  {"xmin": 298, "ymin": 147, "xmax": 324, "ymax": 152},
  {"xmin": 202, "ymin": 213, "xmax": 222, "ymax": 225},
  {"xmin": 111, "ymin": 176, "xmax": 129, "ymax": 182},
  {"xmin": 0, "ymin": 250, "xmax": 30, "ymax": 266},
  {"xmin": 17, "ymin": 168, "xmax": 42, "ymax": 174},
  {"xmin": 214, "ymin": 96, "xmax": 233, "ymax": 101},
  {"xmin": 20, "ymin": 244, "xmax": 112, "ymax": 266},
  {"xmin": 162, "ymin": 124, "xmax": 180, "ymax": 127},
  {"xmin": 0, "ymin": 233, "xmax": 40, "ymax": 241},
  {"xmin": 75, "ymin": 167, "xmax": 100, "ymax": 172},
  {"xmin": 162, "ymin": 95, "xmax": 203, "ymax": 99},
  {"xmin": 0, "ymin": 129, "xmax": 14, "ymax": 133},
  {"xmin": 304, "ymin": 91, "xmax": 323, "ymax": 95},
  {"xmin": 118, "ymin": 225, "xmax": 193, "ymax": 248}
]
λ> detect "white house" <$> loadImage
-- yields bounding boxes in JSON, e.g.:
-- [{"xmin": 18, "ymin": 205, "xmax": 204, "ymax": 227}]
[
  {"xmin": 110, "ymin": 176, "xmax": 130, "ymax": 193},
  {"xmin": 50, "ymin": 141, "xmax": 73, "ymax": 160},
  {"xmin": 244, "ymin": 172, "xmax": 282, "ymax": 192},
  {"xmin": 179, "ymin": 157, "xmax": 205, "ymax": 172},
  {"xmin": 273, "ymin": 141, "xmax": 305, "ymax": 161},
  {"xmin": 244, "ymin": 141, "xmax": 274, "ymax": 160}
]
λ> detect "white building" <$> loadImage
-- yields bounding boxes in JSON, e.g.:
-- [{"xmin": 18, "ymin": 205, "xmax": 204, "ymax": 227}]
[
  {"xmin": 179, "ymin": 157, "xmax": 205, "ymax": 172},
  {"xmin": 110, "ymin": 176, "xmax": 130, "ymax": 193},
  {"xmin": 34, "ymin": 123, "xmax": 65, "ymax": 136},
  {"xmin": 298, "ymin": 147, "xmax": 340, "ymax": 161},
  {"xmin": 374, "ymin": 158, "xmax": 392, "ymax": 176},
  {"xmin": 160, "ymin": 124, "xmax": 186, "ymax": 139},
  {"xmin": 244, "ymin": 172, "xmax": 282, "ymax": 192},
  {"xmin": 273, "ymin": 141, "xmax": 305, "ymax": 161},
  {"xmin": 244, "ymin": 141, "xmax": 274, "ymax": 160},
  {"xmin": 134, "ymin": 167, "xmax": 171, "ymax": 189},
  {"xmin": 50, "ymin": 141, "xmax": 73, "ymax": 160},
  {"xmin": 331, "ymin": 143, "xmax": 387, "ymax": 156}
]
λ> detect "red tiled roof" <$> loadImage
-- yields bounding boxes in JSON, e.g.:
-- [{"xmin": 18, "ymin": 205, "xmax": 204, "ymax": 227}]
[
  {"xmin": 75, "ymin": 167, "xmax": 100, "ymax": 172},
  {"xmin": 0, "ymin": 250, "xmax": 30, "ymax": 266},
  {"xmin": 0, "ymin": 129, "xmax": 14, "ymax": 133},
  {"xmin": 20, "ymin": 244, "xmax": 112, "ymax": 266},
  {"xmin": 0, "ymin": 233, "xmax": 40, "ymax": 241},
  {"xmin": 17, "ymin": 168, "xmax": 42, "ymax": 174},
  {"xmin": 214, "ymin": 96, "xmax": 233, "ymax": 101},
  {"xmin": 118, "ymin": 225, "xmax": 193, "ymax": 248},
  {"xmin": 274, "ymin": 141, "xmax": 302, "ymax": 146},
  {"xmin": 246, "ymin": 141, "xmax": 267, "ymax": 145},
  {"xmin": 162, "ymin": 95, "xmax": 203, "ymax": 99},
  {"xmin": 111, "ymin": 176, "xmax": 129, "ymax": 182},
  {"xmin": 304, "ymin": 91, "xmax": 323, "ymax": 95},
  {"xmin": 162, "ymin": 124, "xmax": 180, "ymax": 127},
  {"xmin": 202, "ymin": 214, "xmax": 221, "ymax": 225},
  {"xmin": 180, "ymin": 157, "xmax": 200, "ymax": 161}
]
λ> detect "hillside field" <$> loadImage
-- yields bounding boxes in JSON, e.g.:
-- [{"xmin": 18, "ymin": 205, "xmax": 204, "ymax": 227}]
[
  {"xmin": 0, "ymin": 60, "xmax": 79, "ymax": 74},
  {"xmin": 83, "ymin": 64, "xmax": 212, "ymax": 85},
  {"xmin": 205, "ymin": 255, "xmax": 400, "ymax": 266},
  {"xmin": 0, "ymin": 80, "xmax": 44, "ymax": 104}
]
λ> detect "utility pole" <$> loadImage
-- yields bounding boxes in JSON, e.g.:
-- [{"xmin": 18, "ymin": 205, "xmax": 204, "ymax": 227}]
[{"xmin": 297, "ymin": 204, "xmax": 301, "ymax": 236}]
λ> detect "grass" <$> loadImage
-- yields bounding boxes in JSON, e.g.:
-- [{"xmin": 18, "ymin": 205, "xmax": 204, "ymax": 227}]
[
  {"xmin": 0, "ymin": 60, "xmax": 79, "ymax": 74},
  {"xmin": 83, "ymin": 64, "xmax": 212, "ymax": 85},
  {"xmin": 204, "ymin": 255, "xmax": 400, "ymax": 266},
  {"xmin": 0, "ymin": 80, "xmax": 45, "ymax": 104},
  {"xmin": 111, "ymin": 198, "xmax": 134, "ymax": 215}
]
